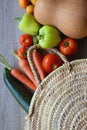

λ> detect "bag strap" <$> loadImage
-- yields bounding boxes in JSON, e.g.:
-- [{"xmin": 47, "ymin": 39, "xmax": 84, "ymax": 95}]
[{"xmin": 27, "ymin": 44, "xmax": 70, "ymax": 85}]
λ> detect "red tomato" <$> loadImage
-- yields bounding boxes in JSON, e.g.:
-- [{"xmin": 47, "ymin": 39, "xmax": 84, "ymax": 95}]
[
  {"xmin": 42, "ymin": 54, "xmax": 62, "ymax": 74},
  {"xmin": 17, "ymin": 47, "xmax": 27, "ymax": 59},
  {"xmin": 19, "ymin": 34, "xmax": 33, "ymax": 47},
  {"xmin": 59, "ymin": 38, "xmax": 78, "ymax": 56}
]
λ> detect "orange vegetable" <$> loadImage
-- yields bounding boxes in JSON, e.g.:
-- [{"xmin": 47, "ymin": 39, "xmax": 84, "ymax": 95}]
[
  {"xmin": 32, "ymin": 50, "xmax": 46, "ymax": 81},
  {"xmin": 19, "ymin": 0, "xmax": 29, "ymax": 9},
  {"xmin": 26, "ymin": 5, "xmax": 34, "ymax": 14},
  {"xmin": 34, "ymin": 0, "xmax": 87, "ymax": 39},
  {"xmin": 19, "ymin": 34, "xmax": 33, "ymax": 47},
  {"xmin": 11, "ymin": 50, "xmax": 38, "ymax": 87},
  {"xmin": 17, "ymin": 47, "xmax": 27, "ymax": 59},
  {"xmin": 59, "ymin": 38, "xmax": 78, "ymax": 56},
  {"xmin": 0, "ymin": 53, "xmax": 36, "ymax": 92},
  {"xmin": 18, "ymin": 59, "xmax": 38, "ymax": 87},
  {"xmin": 42, "ymin": 53, "xmax": 62, "ymax": 74},
  {"xmin": 11, "ymin": 68, "xmax": 36, "ymax": 91}
]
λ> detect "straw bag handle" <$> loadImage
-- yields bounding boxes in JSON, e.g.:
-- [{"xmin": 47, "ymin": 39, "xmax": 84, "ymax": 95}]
[{"xmin": 27, "ymin": 44, "xmax": 70, "ymax": 85}]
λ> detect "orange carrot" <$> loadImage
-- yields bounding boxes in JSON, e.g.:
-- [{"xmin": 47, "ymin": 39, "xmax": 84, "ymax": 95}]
[
  {"xmin": 0, "ymin": 53, "xmax": 36, "ymax": 92},
  {"xmin": 11, "ymin": 50, "xmax": 38, "ymax": 87},
  {"xmin": 18, "ymin": 59, "xmax": 38, "ymax": 87},
  {"xmin": 32, "ymin": 50, "xmax": 46, "ymax": 81},
  {"xmin": 11, "ymin": 68, "xmax": 36, "ymax": 91}
]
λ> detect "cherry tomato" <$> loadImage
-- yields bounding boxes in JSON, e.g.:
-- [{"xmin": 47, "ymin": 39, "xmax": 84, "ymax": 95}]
[
  {"xmin": 17, "ymin": 47, "xmax": 27, "ymax": 59},
  {"xmin": 42, "ymin": 54, "xmax": 62, "ymax": 74},
  {"xmin": 59, "ymin": 38, "xmax": 78, "ymax": 56},
  {"xmin": 19, "ymin": 34, "xmax": 33, "ymax": 47}
]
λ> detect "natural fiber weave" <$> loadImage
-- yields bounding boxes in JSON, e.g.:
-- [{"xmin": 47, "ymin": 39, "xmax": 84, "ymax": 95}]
[{"xmin": 25, "ymin": 45, "xmax": 87, "ymax": 130}]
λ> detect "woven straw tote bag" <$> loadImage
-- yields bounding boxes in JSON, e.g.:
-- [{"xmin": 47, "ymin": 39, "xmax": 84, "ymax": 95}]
[{"xmin": 25, "ymin": 44, "xmax": 87, "ymax": 130}]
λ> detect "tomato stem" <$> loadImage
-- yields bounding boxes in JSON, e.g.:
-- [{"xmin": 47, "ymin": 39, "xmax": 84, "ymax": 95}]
[
  {"xmin": 64, "ymin": 41, "xmax": 69, "ymax": 46},
  {"xmin": 52, "ymin": 65, "xmax": 58, "ymax": 70},
  {"xmin": 22, "ymin": 52, "xmax": 27, "ymax": 57}
]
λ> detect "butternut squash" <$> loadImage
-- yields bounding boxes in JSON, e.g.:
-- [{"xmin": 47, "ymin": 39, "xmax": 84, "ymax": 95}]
[{"xmin": 34, "ymin": 0, "xmax": 87, "ymax": 39}]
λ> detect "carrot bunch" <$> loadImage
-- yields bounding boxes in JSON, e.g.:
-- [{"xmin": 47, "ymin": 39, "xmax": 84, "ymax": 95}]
[
  {"xmin": 11, "ymin": 46, "xmax": 47, "ymax": 88},
  {"xmin": 0, "ymin": 54, "xmax": 36, "ymax": 92},
  {"xmin": 12, "ymin": 50, "xmax": 38, "ymax": 87}
]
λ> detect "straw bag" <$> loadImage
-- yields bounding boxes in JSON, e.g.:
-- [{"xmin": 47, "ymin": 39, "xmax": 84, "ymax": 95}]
[{"xmin": 25, "ymin": 44, "xmax": 87, "ymax": 130}]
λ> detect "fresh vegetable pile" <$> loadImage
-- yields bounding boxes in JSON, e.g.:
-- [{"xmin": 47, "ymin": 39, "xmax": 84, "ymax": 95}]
[
  {"xmin": 1, "ymin": 0, "xmax": 86, "ymax": 112},
  {"xmin": 34, "ymin": 0, "xmax": 87, "ymax": 39}
]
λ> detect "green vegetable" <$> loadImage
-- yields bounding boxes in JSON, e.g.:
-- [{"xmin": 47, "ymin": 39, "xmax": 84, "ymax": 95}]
[
  {"xmin": 37, "ymin": 25, "xmax": 61, "ymax": 48},
  {"xmin": 0, "ymin": 54, "xmax": 33, "ymax": 112},
  {"xmin": 19, "ymin": 13, "xmax": 41, "ymax": 35},
  {"xmin": 3, "ymin": 68, "xmax": 33, "ymax": 113}
]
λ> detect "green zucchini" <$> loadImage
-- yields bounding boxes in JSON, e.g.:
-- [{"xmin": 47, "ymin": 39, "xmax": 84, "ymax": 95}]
[{"xmin": 3, "ymin": 68, "xmax": 33, "ymax": 113}]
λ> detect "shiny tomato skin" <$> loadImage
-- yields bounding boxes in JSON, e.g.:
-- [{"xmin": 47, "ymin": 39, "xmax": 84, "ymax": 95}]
[
  {"xmin": 19, "ymin": 34, "xmax": 33, "ymax": 47},
  {"xmin": 59, "ymin": 38, "xmax": 78, "ymax": 56},
  {"xmin": 42, "ymin": 54, "xmax": 62, "ymax": 74},
  {"xmin": 17, "ymin": 47, "xmax": 27, "ymax": 59}
]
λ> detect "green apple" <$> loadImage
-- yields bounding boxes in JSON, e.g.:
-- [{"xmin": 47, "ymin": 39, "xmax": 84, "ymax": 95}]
[
  {"xmin": 19, "ymin": 13, "xmax": 41, "ymax": 36},
  {"xmin": 37, "ymin": 25, "xmax": 61, "ymax": 48}
]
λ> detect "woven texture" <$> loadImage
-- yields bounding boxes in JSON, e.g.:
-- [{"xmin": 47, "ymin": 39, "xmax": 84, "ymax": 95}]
[{"xmin": 25, "ymin": 45, "xmax": 87, "ymax": 130}]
